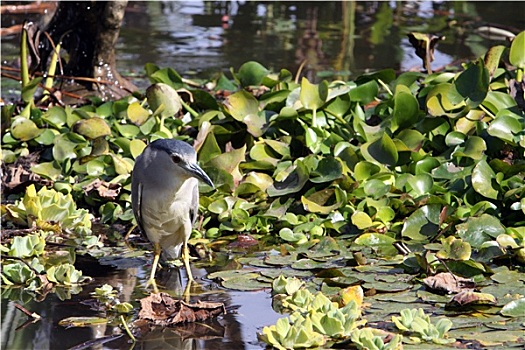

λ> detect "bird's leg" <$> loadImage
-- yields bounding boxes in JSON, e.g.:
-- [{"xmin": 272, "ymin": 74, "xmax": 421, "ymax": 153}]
[
  {"xmin": 182, "ymin": 242, "xmax": 194, "ymax": 281},
  {"xmin": 146, "ymin": 242, "xmax": 161, "ymax": 293},
  {"xmin": 183, "ymin": 279, "xmax": 192, "ymax": 303}
]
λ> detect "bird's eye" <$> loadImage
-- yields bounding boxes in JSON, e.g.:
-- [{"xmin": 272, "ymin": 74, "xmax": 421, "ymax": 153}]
[{"xmin": 171, "ymin": 155, "xmax": 182, "ymax": 163}]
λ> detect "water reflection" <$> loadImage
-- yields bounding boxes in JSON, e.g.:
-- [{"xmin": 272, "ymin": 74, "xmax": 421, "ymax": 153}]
[
  {"xmin": 1, "ymin": 1, "xmax": 523, "ymax": 95},
  {"xmin": 117, "ymin": 0, "xmax": 524, "ymax": 88},
  {"xmin": 1, "ymin": 255, "xmax": 280, "ymax": 350}
]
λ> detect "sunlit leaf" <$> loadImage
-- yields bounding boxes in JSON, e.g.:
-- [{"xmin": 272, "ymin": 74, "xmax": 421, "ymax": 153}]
[
  {"xmin": 472, "ymin": 159, "xmax": 498, "ymax": 199},
  {"xmin": 73, "ymin": 117, "xmax": 111, "ymax": 140}
]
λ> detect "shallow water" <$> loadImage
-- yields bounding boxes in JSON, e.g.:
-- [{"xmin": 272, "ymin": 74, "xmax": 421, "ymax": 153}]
[{"xmin": 1, "ymin": 253, "xmax": 283, "ymax": 350}]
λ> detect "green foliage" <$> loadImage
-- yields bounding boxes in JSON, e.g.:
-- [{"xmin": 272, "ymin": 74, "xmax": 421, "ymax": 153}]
[
  {"xmin": 260, "ymin": 275, "xmax": 368, "ymax": 349},
  {"xmin": 351, "ymin": 328, "xmax": 403, "ymax": 350},
  {"xmin": 4, "ymin": 184, "xmax": 92, "ymax": 236},
  {"xmin": 91, "ymin": 284, "xmax": 134, "ymax": 314},
  {"xmin": 2, "ymin": 30, "xmax": 525, "ymax": 313},
  {"xmin": 392, "ymin": 308, "xmax": 455, "ymax": 344}
]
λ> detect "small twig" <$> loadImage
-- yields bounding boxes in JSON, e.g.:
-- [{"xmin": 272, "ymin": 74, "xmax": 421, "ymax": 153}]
[
  {"xmin": 14, "ymin": 303, "xmax": 41, "ymax": 320},
  {"xmin": 295, "ymin": 59, "xmax": 307, "ymax": 84}
]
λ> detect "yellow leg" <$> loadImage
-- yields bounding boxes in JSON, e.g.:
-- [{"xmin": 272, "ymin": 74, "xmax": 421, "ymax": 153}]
[
  {"xmin": 182, "ymin": 242, "xmax": 194, "ymax": 281},
  {"xmin": 146, "ymin": 242, "xmax": 160, "ymax": 293}
]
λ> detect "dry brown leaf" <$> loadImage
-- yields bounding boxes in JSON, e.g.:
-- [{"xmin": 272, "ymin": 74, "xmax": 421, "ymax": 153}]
[
  {"xmin": 423, "ymin": 272, "xmax": 475, "ymax": 294},
  {"xmin": 449, "ymin": 290, "xmax": 497, "ymax": 306},
  {"xmin": 82, "ymin": 179, "xmax": 121, "ymax": 200},
  {"xmin": 1, "ymin": 152, "xmax": 51, "ymax": 192},
  {"xmin": 138, "ymin": 293, "xmax": 226, "ymax": 327}
]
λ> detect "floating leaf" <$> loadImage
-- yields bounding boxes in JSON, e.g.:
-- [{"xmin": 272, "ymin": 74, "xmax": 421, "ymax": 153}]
[
  {"xmin": 449, "ymin": 290, "xmax": 497, "ymax": 306},
  {"xmin": 146, "ymin": 83, "xmax": 182, "ymax": 117},
  {"xmin": 436, "ymin": 236, "xmax": 471, "ymax": 261},
  {"xmin": 402, "ymin": 204, "xmax": 441, "ymax": 241},
  {"xmin": 454, "ymin": 60, "xmax": 489, "ymax": 107},
  {"xmin": 300, "ymin": 77, "xmax": 328, "ymax": 112},
  {"xmin": 487, "ymin": 111, "xmax": 522, "ymax": 143},
  {"xmin": 509, "ymin": 30, "xmax": 525, "ymax": 68},
  {"xmin": 500, "ymin": 298, "xmax": 525, "ymax": 318},
  {"xmin": 73, "ymin": 117, "xmax": 111, "ymax": 140},
  {"xmin": 59, "ymin": 317, "xmax": 108, "ymax": 328},
  {"xmin": 267, "ymin": 161, "xmax": 309, "ymax": 197},
  {"xmin": 351, "ymin": 211, "xmax": 374, "ymax": 230},
  {"xmin": 237, "ymin": 61, "xmax": 269, "ymax": 87},
  {"xmin": 456, "ymin": 214, "xmax": 506, "ymax": 248},
  {"xmin": 10, "ymin": 116, "xmax": 42, "ymax": 141},
  {"xmin": 224, "ymin": 90, "xmax": 259, "ymax": 122},
  {"xmin": 392, "ymin": 85, "xmax": 420, "ymax": 131},
  {"xmin": 365, "ymin": 133, "xmax": 398, "ymax": 166},
  {"xmin": 423, "ymin": 272, "xmax": 475, "ymax": 294},
  {"xmin": 127, "ymin": 101, "xmax": 150, "ymax": 125}
]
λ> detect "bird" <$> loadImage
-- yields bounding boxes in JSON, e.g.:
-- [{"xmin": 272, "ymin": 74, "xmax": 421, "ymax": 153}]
[{"xmin": 131, "ymin": 139, "xmax": 213, "ymax": 290}]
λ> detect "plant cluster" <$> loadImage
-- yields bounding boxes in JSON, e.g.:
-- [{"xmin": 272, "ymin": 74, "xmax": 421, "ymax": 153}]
[{"xmin": 1, "ymin": 27, "xmax": 524, "ymax": 333}]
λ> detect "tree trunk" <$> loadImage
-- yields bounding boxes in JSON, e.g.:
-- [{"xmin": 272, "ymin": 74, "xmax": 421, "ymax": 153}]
[{"xmin": 41, "ymin": 0, "xmax": 136, "ymax": 101}]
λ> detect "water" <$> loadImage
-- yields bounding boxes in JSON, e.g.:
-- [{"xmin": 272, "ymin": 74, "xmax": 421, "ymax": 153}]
[
  {"xmin": 2, "ymin": 1, "xmax": 524, "ymax": 96},
  {"xmin": 1, "ymin": 1, "xmax": 524, "ymax": 349},
  {"xmin": 1, "ymin": 255, "xmax": 282, "ymax": 350}
]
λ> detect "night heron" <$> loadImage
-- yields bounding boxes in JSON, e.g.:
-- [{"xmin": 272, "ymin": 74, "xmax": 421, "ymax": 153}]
[{"xmin": 131, "ymin": 139, "xmax": 213, "ymax": 289}]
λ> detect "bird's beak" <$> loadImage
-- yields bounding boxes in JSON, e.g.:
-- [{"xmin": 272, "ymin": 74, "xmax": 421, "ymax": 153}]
[{"xmin": 184, "ymin": 162, "xmax": 214, "ymax": 188}]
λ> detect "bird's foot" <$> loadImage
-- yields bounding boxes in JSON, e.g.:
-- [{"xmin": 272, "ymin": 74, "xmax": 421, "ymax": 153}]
[{"xmin": 145, "ymin": 278, "xmax": 160, "ymax": 294}]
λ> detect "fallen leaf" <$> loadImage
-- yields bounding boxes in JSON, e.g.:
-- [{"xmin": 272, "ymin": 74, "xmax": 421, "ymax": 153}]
[
  {"xmin": 138, "ymin": 293, "xmax": 226, "ymax": 327},
  {"xmin": 228, "ymin": 234, "xmax": 259, "ymax": 248},
  {"xmin": 448, "ymin": 290, "xmax": 497, "ymax": 306},
  {"xmin": 423, "ymin": 272, "xmax": 475, "ymax": 294},
  {"xmin": 337, "ymin": 285, "xmax": 364, "ymax": 308},
  {"xmin": 82, "ymin": 179, "xmax": 121, "ymax": 200},
  {"xmin": 1, "ymin": 152, "xmax": 51, "ymax": 193}
]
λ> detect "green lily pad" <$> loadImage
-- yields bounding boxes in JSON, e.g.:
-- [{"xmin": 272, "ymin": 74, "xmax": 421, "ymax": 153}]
[
  {"xmin": 73, "ymin": 117, "xmax": 111, "ymax": 140},
  {"xmin": 237, "ymin": 61, "xmax": 269, "ymax": 87},
  {"xmin": 365, "ymin": 133, "xmax": 398, "ymax": 166},
  {"xmin": 10, "ymin": 116, "xmax": 42, "ymax": 141},
  {"xmin": 402, "ymin": 204, "xmax": 441, "ymax": 241},
  {"xmin": 354, "ymin": 161, "xmax": 381, "ymax": 181},
  {"xmin": 224, "ymin": 90, "xmax": 259, "ymax": 122},
  {"xmin": 509, "ymin": 31, "xmax": 525, "ymax": 68},
  {"xmin": 146, "ymin": 83, "xmax": 182, "ymax": 117},
  {"xmin": 310, "ymin": 157, "xmax": 343, "ymax": 183},
  {"xmin": 456, "ymin": 214, "xmax": 505, "ymax": 248},
  {"xmin": 392, "ymin": 85, "xmax": 420, "ymax": 131},
  {"xmin": 500, "ymin": 298, "xmax": 525, "ymax": 318},
  {"xmin": 267, "ymin": 161, "xmax": 309, "ymax": 197},
  {"xmin": 454, "ymin": 60, "xmax": 489, "ymax": 108},
  {"xmin": 127, "ymin": 101, "xmax": 150, "ymax": 125},
  {"xmin": 300, "ymin": 77, "xmax": 328, "ymax": 112},
  {"xmin": 31, "ymin": 162, "xmax": 62, "ymax": 181},
  {"xmin": 436, "ymin": 236, "xmax": 471, "ymax": 261},
  {"xmin": 351, "ymin": 212, "xmax": 374, "ymax": 230},
  {"xmin": 487, "ymin": 111, "xmax": 522, "ymax": 143}
]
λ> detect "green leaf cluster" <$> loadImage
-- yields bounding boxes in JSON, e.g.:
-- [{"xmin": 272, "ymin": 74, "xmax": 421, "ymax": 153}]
[
  {"xmin": 260, "ymin": 275, "xmax": 370, "ymax": 349},
  {"xmin": 3, "ymin": 184, "xmax": 92, "ymax": 236},
  {"xmin": 392, "ymin": 308, "xmax": 454, "ymax": 344}
]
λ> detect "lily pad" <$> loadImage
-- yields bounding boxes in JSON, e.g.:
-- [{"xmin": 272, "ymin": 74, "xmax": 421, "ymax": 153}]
[
  {"xmin": 72, "ymin": 117, "xmax": 111, "ymax": 140},
  {"xmin": 500, "ymin": 298, "xmax": 525, "ymax": 318},
  {"xmin": 11, "ymin": 116, "xmax": 42, "ymax": 141}
]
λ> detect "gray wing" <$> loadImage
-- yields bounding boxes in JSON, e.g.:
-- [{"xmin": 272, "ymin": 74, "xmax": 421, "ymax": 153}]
[
  {"xmin": 190, "ymin": 182, "xmax": 199, "ymax": 226},
  {"xmin": 131, "ymin": 172, "xmax": 145, "ymax": 234}
]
